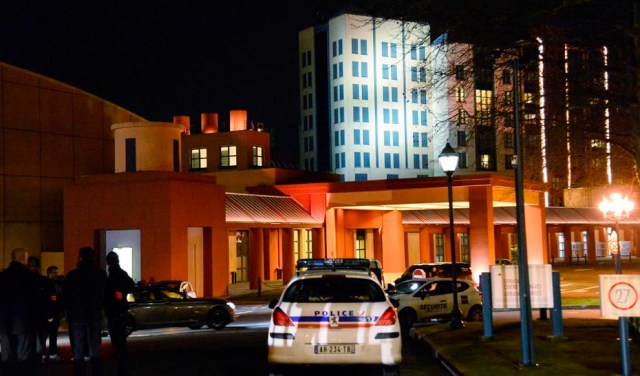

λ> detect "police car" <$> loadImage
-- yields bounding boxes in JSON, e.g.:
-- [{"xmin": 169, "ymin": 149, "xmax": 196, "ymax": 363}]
[
  {"xmin": 389, "ymin": 276, "xmax": 482, "ymax": 333},
  {"xmin": 267, "ymin": 259, "xmax": 402, "ymax": 375}
]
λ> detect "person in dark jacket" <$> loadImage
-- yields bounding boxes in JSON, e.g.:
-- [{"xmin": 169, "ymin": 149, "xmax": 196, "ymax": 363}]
[
  {"xmin": 45, "ymin": 265, "xmax": 63, "ymax": 361},
  {"xmin": 104, "ymin": 251, "xmax": 134, "ymax": 376},
  {"xmin": 27, "ymin": 256, "xmax": 55, "ymax": 363},
  {"xmin": 0, "ymin": 248, "xmax": 40, "ymax": 376},
  {"xmin": 63, "ymin": 246, "xmax": 107, "ymax": 376}
]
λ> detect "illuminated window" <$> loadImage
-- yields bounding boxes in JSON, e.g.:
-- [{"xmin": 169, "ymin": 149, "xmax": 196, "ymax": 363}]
[
  {"xmin": 456, "ymin": 86, "xmax": 465, "ymax": 102},
  {"xmin": 457, "ymin": 108, "xmax": 466, "ymax": 125},
  {"xmin": 190, "ymin": 148, "xmax": 207, "ymax": 169},
  {"xmin": 480, "ymin": 154, "xmax": 491, "ymax": 169},
  {"xmin": 523, "ymin": 92, "xmax": 534, "ymax": 104},
  {"xmin": 504, "ymin": 155, "xmax": 514, "ymax": 169},
  {"xmin": 220, "ymin": 146, "xmax": 237, "ymax": 168},
  {"xmin": 355, "ymin": 230, "xmax": 366, "ymax": 258},
  {"xmin": 435, "ymin": 234, "xmax": 444, "ymax": 262},
  {"xmin": 504, "ymin": 91, "xmax": 513, "ymax": 105},
  {"xmin": 591, "ymin": 139, "xmax": 606, "ymax": 149},
  {"xmin": 304, "ymin": 229, "xmax": 313, "ymax": 259},
  {"xmin": 252, "ymin": 146, "xmax": 263, "ymax": 167},
  {"xmin": 460, "ymin": 233, "xmax": 469, "ymax": 262}
]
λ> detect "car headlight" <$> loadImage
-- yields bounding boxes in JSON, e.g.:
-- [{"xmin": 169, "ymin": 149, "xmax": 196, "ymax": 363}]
[{"xmin": 226, "ymin": 302, "xmax": 236, "ymax": 311}]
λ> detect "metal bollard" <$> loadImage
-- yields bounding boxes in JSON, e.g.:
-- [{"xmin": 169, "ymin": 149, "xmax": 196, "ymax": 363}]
[{"xmin": 481, "ymin": 272, "xmax": 493, "ymax": 339}]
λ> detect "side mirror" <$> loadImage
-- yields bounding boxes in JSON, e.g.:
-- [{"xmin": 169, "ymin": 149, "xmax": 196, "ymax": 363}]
[
  {"xmin": 389, "ymin": 297, "xmax": 400, "ymax": 308},
  {"xmin": 268, "ymin": 298, "xmax": 279, "ymax": 309}
]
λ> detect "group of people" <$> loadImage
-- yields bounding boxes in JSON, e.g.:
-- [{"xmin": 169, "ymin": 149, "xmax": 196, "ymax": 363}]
[{"xmin": 0, "ymin": 246, "xmax": 134, "ymax": 376}]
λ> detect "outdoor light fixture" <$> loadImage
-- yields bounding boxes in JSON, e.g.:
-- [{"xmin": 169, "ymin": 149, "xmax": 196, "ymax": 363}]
[
  {"xmin": 438, "ymin": 143, "xmax": 464, "ymax": 329},
  {"xmin": 599, "ymin": 192, "xmax": 634, "ymax": 376}
]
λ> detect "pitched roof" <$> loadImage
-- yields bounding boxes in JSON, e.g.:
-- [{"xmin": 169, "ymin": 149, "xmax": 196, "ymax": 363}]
[{"xmin": 225, "ymin": 193, "xmax": 320, "ymax": 225}]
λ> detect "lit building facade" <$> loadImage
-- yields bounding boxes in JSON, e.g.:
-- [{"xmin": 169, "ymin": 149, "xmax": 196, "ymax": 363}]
[{"xmin": 299, "ymin": 14, "xmax": 435, "ymax": 181}]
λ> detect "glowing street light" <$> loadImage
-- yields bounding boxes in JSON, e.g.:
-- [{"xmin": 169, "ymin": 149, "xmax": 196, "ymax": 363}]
[
  {"xmin": 599, "ymin": 192, "xmax": 634, "ymax": 376},
  {"xmin": 438, "ymin": 143, "xmax": 464, "ymax": 329}
]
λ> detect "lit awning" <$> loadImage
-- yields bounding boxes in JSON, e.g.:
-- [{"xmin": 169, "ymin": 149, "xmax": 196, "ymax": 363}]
[{"xmin": 225, "ymin": 193, "xmax": 320, "ymax": 225}]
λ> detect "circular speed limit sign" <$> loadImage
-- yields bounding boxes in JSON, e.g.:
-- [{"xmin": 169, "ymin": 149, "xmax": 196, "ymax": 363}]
[{"xmin": 608, "ymin": 282, "xmax": 639, "ymax": 311}]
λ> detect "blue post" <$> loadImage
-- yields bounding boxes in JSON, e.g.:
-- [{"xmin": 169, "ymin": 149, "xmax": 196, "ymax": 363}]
[
  {"xmin": 551, "ymin": 271, "xmax": 563, "ymax": 338},
  {"xmin": 481, "ymin": 272, "xmax": 493, "ymax": 339}
]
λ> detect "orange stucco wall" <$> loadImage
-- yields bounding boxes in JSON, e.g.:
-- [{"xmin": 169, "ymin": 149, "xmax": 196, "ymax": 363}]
[{"xmin": 63, "ymin": 171, "xmax": 229, "ymax": 297}]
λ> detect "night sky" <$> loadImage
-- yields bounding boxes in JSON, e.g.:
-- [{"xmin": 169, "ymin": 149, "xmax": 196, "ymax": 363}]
[{"xmin": 0, "ymin": 1, "xmax": 354, "ymax": 163}]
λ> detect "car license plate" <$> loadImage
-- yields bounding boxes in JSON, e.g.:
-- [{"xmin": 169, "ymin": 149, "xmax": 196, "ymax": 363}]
[{"xmin": 314, "ymin": 344, "xmax": 356, "ymax": 354}]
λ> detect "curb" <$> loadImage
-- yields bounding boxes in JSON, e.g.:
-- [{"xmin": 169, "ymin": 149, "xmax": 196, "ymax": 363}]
[{"xmin": 410, "ymin": 327, "xmax": 461, "ymax": 376}]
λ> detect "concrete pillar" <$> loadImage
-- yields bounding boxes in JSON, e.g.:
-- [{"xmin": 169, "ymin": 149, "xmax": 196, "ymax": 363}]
[
  {"xmin": 524, "ymin": 203, "xmax": 547, "ymax": 264},
  {"xmin": 312, "ymin": 227, "xmax": 325, "ymax": 258},
  {"xmin": 382, "ymin": 210, "xmax": 405, "ymax": 274},
  {"xmin": 419, "ymin": 228, "xmax": 433, "ymax": 263},
  {"xmin": 249, "ymin": 228, "xmax": 264, "ymax": 289},
  {"xmin": 281, "ymin": 228, "xmax": 295, "ymax": 284},
  {"xmin": 562, "ymin": 227, "xmax": 573, "ymax": 264},
  {"xmin": 586, "ymin": 226, "xmax": 597, "ymax": 262},
  {"xmin": 469, "ymin": 186, "xmax": 495, "ymax": 281}
]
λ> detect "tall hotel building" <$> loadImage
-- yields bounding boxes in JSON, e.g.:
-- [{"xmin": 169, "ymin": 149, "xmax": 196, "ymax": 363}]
[{"xmin": 299, "ymin": 14, "xmax": 441, "ymax": 181}]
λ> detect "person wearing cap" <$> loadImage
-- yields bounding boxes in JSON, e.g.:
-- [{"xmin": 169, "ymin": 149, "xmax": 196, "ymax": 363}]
[{"xmin": 104, "ymin": 251, "xmax": 134, "ymax": 376}]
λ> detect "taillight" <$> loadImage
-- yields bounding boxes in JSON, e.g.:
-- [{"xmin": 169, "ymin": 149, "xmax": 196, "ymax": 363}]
[
  {"xmin": 272, "ymin": 307, "xmax": 294, "ymax": 326},
  {"xmin": 375, "ymin": 307, "xmax": 397, "ymax": 326}
]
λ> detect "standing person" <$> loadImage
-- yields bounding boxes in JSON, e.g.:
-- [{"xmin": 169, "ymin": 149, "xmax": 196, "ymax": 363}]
[
  {"xmin": 45, "ymin": 265, "xmax": 63, "ymax": 361},
  {"xmin": 27, "ymin": 256, "xmax": 54, "ymax": 364},
  {"xmin": 0, "ymin": 248, "xmax": 40, "ymax": 376},
  {"xmin": 104, "ymin": 252, "xmax": 134, "ymax": 376},
  {"xmin": 63, "ymin": 246, "xmax": 107, "ymax": 376}
]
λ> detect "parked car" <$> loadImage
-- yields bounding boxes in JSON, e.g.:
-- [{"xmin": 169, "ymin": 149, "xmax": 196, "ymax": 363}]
[
  {"xmin": 391, "ymin": 262, "xmax": 473, "ymax": 287},
  {"xmin": 267, "ymin": 263, "xmax": 402, "ymax": 375},
  {"xmin": 125, "ymin": 285, "xmax": 235, "ymax": 336},
  {"xmin": 389, "ymin": 278, "xmax": 482, "ymax": 333}
]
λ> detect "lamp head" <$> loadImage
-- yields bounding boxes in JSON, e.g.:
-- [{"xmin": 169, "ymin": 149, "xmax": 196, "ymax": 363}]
[{"xmin": 438, "ymin": 143, "xmax": 459, "ymax": 173}]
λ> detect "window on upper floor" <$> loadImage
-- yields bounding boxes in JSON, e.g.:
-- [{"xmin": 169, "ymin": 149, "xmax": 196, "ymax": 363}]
[
  {"xmin": 220, "ymin": 146, "xmax": 237, "ymax": 168},
  {"xmin": 455, "ymin": 65, "xmax": 465, "ymax": 80},
  {"xmin": 190, "ymin": 148, "xmax": 207, "ymax": 170},
  {"xmin": 252, "ymin": 146, "xmax": 264, "ymax": 167}
]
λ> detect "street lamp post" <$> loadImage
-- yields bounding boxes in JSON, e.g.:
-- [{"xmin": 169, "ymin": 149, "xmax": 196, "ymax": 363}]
[
  {"xmin": 438, "ymin": 143, "xmax": 464, "ymax": 329},
  {"xmin": 599, "ymin": 193, "xmax": 634, "ymax": 376}
]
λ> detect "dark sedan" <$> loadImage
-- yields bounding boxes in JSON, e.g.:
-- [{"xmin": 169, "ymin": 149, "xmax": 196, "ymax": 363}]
[{"xmin": 125, "ymin": 285, "xmax": 236, "ymax": 336}]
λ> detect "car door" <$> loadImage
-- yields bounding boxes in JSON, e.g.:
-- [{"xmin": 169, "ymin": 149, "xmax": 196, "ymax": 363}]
[
  {"xmin": 155, "ymin": 289, "xmax": 200, "ymax": 325},
  {"xmin": 415, "ymin": 280, "xmax": 453, "ymax": 321},
  {"xmin": 130, "ymin": 289, "xmax": 169, "ymax": 327}
]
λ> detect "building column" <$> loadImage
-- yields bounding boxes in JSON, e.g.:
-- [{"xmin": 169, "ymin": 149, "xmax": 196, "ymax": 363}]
[
  {"xmin": 312, "ymin": 227, "xmax": 325, "ymax": 258},
  {"xmin": 381, "ymin": 210, "xmax": 405, "ymax": 274},
  {"xmin": 468, "ymin": 186, "xmax": 495, "ymax": 281},
  {"xmin": 249, "ymin": 228, "xmax": 264, "ymax": 289},
  {"xmin": 281, "ymin": 228, "xmax": 295, "ymax": 284},
  {"xmin": 523, "ymin": 200, "xmax": 548, "ymax": 264},
  {"xmin": 419, "ymin": 228, "xmax": 433, "ymax": 263},
  {"xmin": 586, "ymin": 226, "xmax": 597, "ymax": 262},
  {"xmin": 547, "ymin": 228, "xmax": 559, "ymax": 263},
  {"xmin": 562, "ymin": 227, "xmax": 573, "ymax": 264}
]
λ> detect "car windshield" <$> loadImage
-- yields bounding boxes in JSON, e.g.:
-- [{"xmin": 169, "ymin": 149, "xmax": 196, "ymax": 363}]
[
  {"xmin": 282, "ymin": 277, "xmax": 386, "ymax": 303},
  {"xmin": 394, "ymin": 280, "xmax": 426, "ymax": 294}
]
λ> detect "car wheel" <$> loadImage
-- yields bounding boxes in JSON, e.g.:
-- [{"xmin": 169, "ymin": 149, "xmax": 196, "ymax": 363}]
[
  {"xmin": 125, "ymin": 316, "xmax": 135, "ymax": 337},
  {"xmin": 467, "ymin": 305, "xmax": 483, "ymax": 322},
  {"xmin": 398, "ymin": 308, "xmax": 416, "ymax": 334},
  {"xmin": 206, "ymin": 307, "xmax": 229, "ymax": 330},
  {"xmin": 382, "ymin": 365, "xmax": 400, "ymax": 376}
]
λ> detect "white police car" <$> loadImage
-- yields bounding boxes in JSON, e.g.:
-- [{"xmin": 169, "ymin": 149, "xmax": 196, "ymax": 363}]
[
  {"xmin": 267, "ymin": 259, "xmax": 402, "ymax": 375},
  {"xmin": 390, "ymin": 278, "xmax": 482, "ymax": 333}
]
